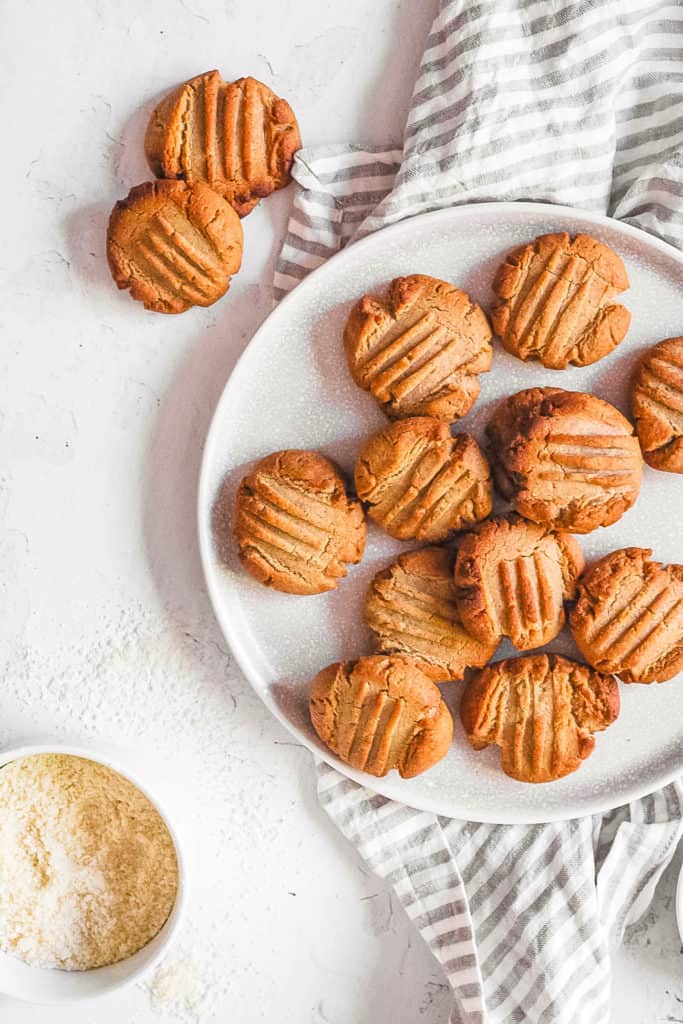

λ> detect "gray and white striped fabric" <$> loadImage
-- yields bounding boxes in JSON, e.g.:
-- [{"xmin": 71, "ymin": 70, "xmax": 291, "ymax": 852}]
[{"xmin": 273, "ymin": 2, "xmax": 683, "ymax": 1020}]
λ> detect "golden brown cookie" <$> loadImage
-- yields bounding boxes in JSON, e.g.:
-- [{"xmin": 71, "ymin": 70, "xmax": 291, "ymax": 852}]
[
  {"xmin": 107, "ymin": 180, "xmax": 243, "ymax": 313},
  {"xmin": 365, "ymin": 547, "xmax": 498, "ymax": 681},
  {"xmin": 460, "ymin": 653, "xmax": 619, "ymax": 783},
  {"xmin": 486, "ymin": 388, "xmax": 642, "ymax": 533},
  {"xmin": 355, "ymin": 418, "xmax": 492, "ymax": 542},
  {"xmin": 344, "ymin": 275, "xmax": 493, "ymax": 421},
  {"xmin": 145, "ymin": 71, "xmax": 301, "ymax": 217},
  {"xmin": 631, "ymin": 337, "xmax": 683, "ymax": 473},
  {"xmin": 491, "ymin": 232, "xmax": 631, "ymax": 368},
  {"xmin": 234, "ymin": 450, "xmax": 365, "ymax": 595},
  {"xmin": 570, "ymin": 548, "xmax": 683, "ymax": 683},
  {"xmin": 454, "ymin": 517, "xmax": 584, "ymax": 651},
  {"xmin": 309, "ymin": 654, "xmax": 453, "ymax": 778},
  {"xmin": 484, "ymin": 387, "xmax": 563, "ymax": 499}
]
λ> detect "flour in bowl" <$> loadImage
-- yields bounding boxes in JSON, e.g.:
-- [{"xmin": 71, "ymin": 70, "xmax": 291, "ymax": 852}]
[{"xmin": 0, "ymin": 753, "xmax": 178, "ymax": 970}]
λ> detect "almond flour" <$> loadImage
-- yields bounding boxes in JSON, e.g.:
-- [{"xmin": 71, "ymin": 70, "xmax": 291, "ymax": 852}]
[{"xmin": 0, "ymin": 753, "xmax": 178, "ymax": 970}]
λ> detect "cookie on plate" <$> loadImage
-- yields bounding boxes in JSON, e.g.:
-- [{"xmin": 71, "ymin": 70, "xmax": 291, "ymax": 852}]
[
  {"xmin": 460, "ymin": 653, "xmax": 619, "ymax": 783},
  {"xmin": 309, "ymin": 654, "xmax": 453, "ymax": 778},
  {"xmin": 570, "ymin": 547, "xmax": 683, "ymax": 683},
  {"xmin": 365, "ymin": 547, "xmax": 498, "ymax": 681},
  {"xmin": 145, "ymin": 71, "xmax": 301, "ymax": 217},
  {"xmin": 631, "ymin": 337, "xmax": 683, "ymax": 473},
  {"xmin": 491, "ymin": 232, "xmax": 630, "ymax": 368},
  {"xmin": 107, "ymin": 180, "xmax": 243, "ymax": 313},
  {"xmin": 355, "ymin": 417, "xmax": 492, "ymax": 542},
  {"xmin": 454, "ymin": 517, "xmax": 584, "ymax": 650},
  {"xmin": 344, "ymin": 274, "xmax": 492, "ymax": 421},
  {"xmin": 233, "ymin": 450, "xmax": 365, "ymax": 595},
  {"xmin": 486, "ymin": 388, "xmax": 642, "ymax": 533}
]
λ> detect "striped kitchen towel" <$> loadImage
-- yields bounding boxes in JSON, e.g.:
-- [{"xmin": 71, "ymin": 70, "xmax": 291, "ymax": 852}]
[{"xmin": 273, "ymin": 2, "xmax": 683, "ymax": 1021}]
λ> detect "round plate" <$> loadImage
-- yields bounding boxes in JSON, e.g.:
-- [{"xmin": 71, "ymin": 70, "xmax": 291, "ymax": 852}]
[{"xmin": 198, "ymin": 201, "xmax": 683, "ymax": 824}]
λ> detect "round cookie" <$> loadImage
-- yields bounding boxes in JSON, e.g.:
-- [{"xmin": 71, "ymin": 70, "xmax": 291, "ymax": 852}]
[
  {"xmin": 234, "ymin": 450, "xmax": 365, "ymax": 595},
  {"xmin": 309, "ymin": 654, "xmax": 453, "ymax": 778},
  {"xmin": 145, "ymin": 71, "xmax": 301, "ymax": 217},
  {"xmin": 460, "ymin": 653, "xmax": 619, "ymax": 783},
  {"xmin": 344, "ymin": 274, "xmax": 492, "ymax": 421},
  {"xmin": 491, "ymin": 231, "xmax": 631, "ymax": 369},
  {"xmin": 631, "ymin": 337, "xmax": 683, "ymax": 473},
  {"xmin": 354, "ymin": 417, "xmax": 492, "ymax": 542},
  {"xmin": 486, "ymin": 388, "xmax": 642, "ymax": 533},
  {"xmin": 570, "ymin": 547, "xmax": 683, "ymax": 683},
  {"xmin": 454, "ymin": 517, "xmax": 584, "ymax": 650},
  {"xmin": 107, "ymin": 180, "xmax": 243, "ymax": 313},
  {"xmin": 365, "ymin": 547, "xmax": 498, "ymax": 681}
]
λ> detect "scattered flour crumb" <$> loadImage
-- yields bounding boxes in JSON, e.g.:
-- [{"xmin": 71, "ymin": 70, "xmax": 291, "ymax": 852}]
[{"xmin": 146, "ymin": 952, "xmax": 216, "ymax": 1021}]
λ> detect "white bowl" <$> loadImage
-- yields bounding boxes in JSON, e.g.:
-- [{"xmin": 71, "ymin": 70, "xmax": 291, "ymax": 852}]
[{"xmin": 0, "ymin": 741, "xmax": 186, "ymax": 1004}]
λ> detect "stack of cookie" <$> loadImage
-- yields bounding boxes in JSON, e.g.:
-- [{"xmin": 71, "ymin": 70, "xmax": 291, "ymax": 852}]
[
  {"xmin": 227, "ymin": 231, "xmax": 683, "ymax": 785},
  {"xmin": 106, "ymin": 71, "xmax": 301, "ymax": 313}
]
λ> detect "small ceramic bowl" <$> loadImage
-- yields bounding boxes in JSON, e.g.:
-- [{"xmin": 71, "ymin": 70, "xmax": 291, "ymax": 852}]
[{"xmin": 0, "ymin": 740, "xmax": 186, "ymax": 1004}]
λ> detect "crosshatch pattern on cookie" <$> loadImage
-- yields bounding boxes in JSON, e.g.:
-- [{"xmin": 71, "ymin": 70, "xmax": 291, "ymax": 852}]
[
  {"xmin": 571, "ymin": 548, "xmax": 683, "ymax": 684},
  {"xmin": 234, "ymin": 450, "xmax": 366, "ymax": 595},
  {"xmin": 146, "ymin": 71, "xmax": 301, "ymax": 217},
  {"xmin": 107, "ymin": 179, "xmax": 243, "ymax": 313},
  {"xmin": 460, "ymin": 654, "xmax": 620, "ymax": 783},
  {"xmin": 355, "ymin": 417, "xmax": 492, "ymax": 542},
  {"xmin": 632, "ymin": 337, "xmax": 683, "ymax": 473},
  {"xmin": 487, "ymin": 388, "xmax": 642, "ymax": 533},
  {"xmin": 454, "ymin": 517, "xmax": 584, "ymax": 651},
  {"xmin": 344, "ymin": 274, "xmax": 492, "ymax": 421},
  {"xmin": 491, "ymin": 232, "xmax": 631, "ymax": 369},
  {"xmin": 310, "ymin": 655, "xmax": 453, "ymax": 778},
  {"xmin": 365, "ymin": 547, "xmax": 498, "ymax": 681}
]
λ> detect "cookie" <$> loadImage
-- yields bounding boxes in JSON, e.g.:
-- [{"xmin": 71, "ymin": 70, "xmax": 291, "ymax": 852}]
[
  {"xmin": 344, "ymin": 275, "xmax": 492, "ymax": 421},
  {"xmin": 145, "ymin": 71, "xmax": 301, "ymax": 217},
  {"xmin": 486, "ymin": 388, "xmax": 642, "ymax": 533},
  {"xmin": 570, "ymin": 548, "xmax": 683, "ymax": 683},
  {"xmin": 485, "ymin": 386, "xmax": 564, "ymax": 499},
  {"xmin": 460, "ymin": 653, "xmax": 619, "ymax": 783},
  {"xmin": 454, "ymin": 517, "xmax": 584, "ymax": 650},
  {"xmin": 233, "ymin": 450, "xmax": 366, "ymax": 595},
  {"xmin": 365, "ymin": 547, "xmax": 498, "ymax": 681},
  {"xmin": 107, "ymin": 180, "xmax": 243, "ymax": 313},
  {"xmin": 491, "ymin": 232, "xmax": 631, "ymax": 368},
  {"xmin": 631, "ymin": 337, "xmax": 683, "ymax": 473},
  {"xmin": 309, "ymin": 654, "xmax": 453, "ymax": 778},
  {"xmin": 355, "ymin": 418, "xmax": 492, "ymax": 542}
]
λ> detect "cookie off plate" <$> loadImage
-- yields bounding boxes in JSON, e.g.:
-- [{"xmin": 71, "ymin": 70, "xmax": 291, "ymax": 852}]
[{"xmin": 198, "ymin": 201, "xmax": 683, "ymax": 824}]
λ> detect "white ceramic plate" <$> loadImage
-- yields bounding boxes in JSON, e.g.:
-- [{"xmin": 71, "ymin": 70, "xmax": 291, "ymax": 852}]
[{"xmin": 198, "ymin": 201, "xmax": 683, "ymax": 824}]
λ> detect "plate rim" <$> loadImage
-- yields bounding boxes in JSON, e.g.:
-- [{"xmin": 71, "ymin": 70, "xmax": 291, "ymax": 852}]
[{"xmin": 198, "ymin": 199, "xmax": 683, "ymax": 824}]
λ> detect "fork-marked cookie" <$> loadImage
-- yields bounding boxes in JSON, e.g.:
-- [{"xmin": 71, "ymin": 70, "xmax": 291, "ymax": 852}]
[
  {"xmin": 355, "ymin": 417, "xmax": 492, "ymax": 542},
  {"xmin": 491, "ymin": 232, "xmax": 630, "ymax": 369},
  {"xmin": 365, "ymin": 547, "xmax": 498, "ymax": 680},
  {"xmin": 460, "ymin": 653, "xmax": 619, "ymax": 783},
  {"xmin": 632, "ymin": 337, "xmax": 683, "ymax": 473},
  {"xmin": 233, "ymin": 449, "xmax": 365, "ymax": 595},
  {"xmin": 570, "ymin": 547, "xmax": 683, "ymax": 683},
  {"xmin": 107, "ymin": 179, "xmax": 243, "ymax": 313},
  {"xmin": 145, "ymin": 71, "xmax": 301, "ymax": 217},
  {"xmin": 344, "ymin": 274, "xmax": 492, "ymax": 421},
  {"xmin": 310, "ymin": 654, "xmax": 453, "ymax": 778}
]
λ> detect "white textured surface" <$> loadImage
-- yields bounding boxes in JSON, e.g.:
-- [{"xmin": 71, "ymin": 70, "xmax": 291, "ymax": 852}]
[{"xmin": 0, "ymin": 1, "xmax": 680, "ymax": 1021}]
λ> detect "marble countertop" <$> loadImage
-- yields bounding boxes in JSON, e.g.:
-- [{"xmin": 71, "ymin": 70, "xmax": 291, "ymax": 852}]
[{"xmin": 0, "ymin": 1, "xmax": 680, "ymax": 1021}]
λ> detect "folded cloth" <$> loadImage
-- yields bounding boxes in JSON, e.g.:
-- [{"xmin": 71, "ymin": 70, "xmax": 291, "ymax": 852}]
[{"xmin": 273, "ymin": 3, "xmax": 683, "ymax": 1021}]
